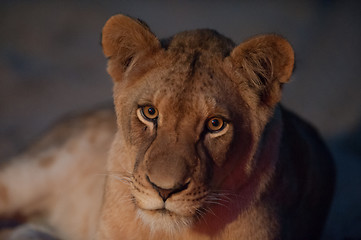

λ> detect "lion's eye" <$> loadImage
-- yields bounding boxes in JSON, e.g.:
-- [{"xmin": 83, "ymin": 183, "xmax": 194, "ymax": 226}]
[
  {"xmin": 140, "ymin": 106, "xmax": 159, "ymax": 121},
  {"xmin": 206, "ymin": 117, "xmax": 226, "ymax": 133}
]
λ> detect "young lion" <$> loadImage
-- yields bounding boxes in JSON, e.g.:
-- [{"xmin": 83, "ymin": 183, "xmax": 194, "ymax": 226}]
[{"xmin": 0, "ymin": 14, "xmax": 334, "ymax": 240}]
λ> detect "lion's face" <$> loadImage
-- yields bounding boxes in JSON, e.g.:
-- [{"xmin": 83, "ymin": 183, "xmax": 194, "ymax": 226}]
[
  {"xmin": 113, "ymin": 53, "xmax": 253, "ymax": 232},
  {"xmin": 102, "ymin": 15, "xmax": 294, "ymax": 233}
]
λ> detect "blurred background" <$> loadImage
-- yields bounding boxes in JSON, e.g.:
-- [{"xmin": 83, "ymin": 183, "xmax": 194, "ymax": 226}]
[{"xmin": 0, "ymin": 0, "xmax": 360, "ymax": 239}]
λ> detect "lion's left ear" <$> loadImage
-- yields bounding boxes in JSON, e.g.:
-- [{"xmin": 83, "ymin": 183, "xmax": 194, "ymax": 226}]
[{"xmin": 230, "ymin": 35, "xmax": 294, "ymax": 106}]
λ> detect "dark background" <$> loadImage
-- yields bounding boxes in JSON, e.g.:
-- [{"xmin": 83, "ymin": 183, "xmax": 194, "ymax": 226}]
[{"xmin": 0, "ymin": 0, "xmax": 360, "ymax": 239}]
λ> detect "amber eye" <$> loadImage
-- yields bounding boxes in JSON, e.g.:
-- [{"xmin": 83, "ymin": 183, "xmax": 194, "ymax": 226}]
[
  {"xmin": 141, "ymin": 106, "xmax": 159, "ymax": 121},
  {"xmin": 207, "ymin": 117, "xmax": 226, "ymax": 132}
]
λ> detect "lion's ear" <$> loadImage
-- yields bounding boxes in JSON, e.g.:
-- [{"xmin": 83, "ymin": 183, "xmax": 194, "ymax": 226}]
[
  {"xmin": 230, "ymin": 35, "xmax": 294, "ymax": 106},
  {"xmin": 102, "ymin": 14, "xmax": 161, "ymax": 77}
]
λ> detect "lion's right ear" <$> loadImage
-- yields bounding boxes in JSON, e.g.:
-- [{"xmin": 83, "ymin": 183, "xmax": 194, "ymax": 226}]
[
  {"xmin": 229, "ymin": 35, "xmax": 294, "ymax": 107},
  {"xmin": 102, "ymin": 14, "xmax": 161, "ymax": 78}
]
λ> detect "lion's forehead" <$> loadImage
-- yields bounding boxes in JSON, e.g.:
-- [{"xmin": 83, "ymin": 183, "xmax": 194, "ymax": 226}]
[
  {"xmin": 152, "ymin": 76, "xmax": 227, "ymax": 118},
  {"xmin": 150, "ymin": 53, "xmax": 234, "ymax": 104}
]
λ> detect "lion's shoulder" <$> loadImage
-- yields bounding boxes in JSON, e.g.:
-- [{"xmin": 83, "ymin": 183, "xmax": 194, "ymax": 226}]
[{"xmin": 26, "ymin": 107, "xmax": 116, "ymax": 157}]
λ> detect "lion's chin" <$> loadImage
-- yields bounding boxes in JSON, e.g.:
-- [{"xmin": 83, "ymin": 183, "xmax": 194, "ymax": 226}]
[{"xmin": 136, "ymin": 208, "xmax": 194, "ymax": 235}]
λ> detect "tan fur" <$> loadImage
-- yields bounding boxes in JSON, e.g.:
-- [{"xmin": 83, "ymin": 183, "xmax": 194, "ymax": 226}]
[
  {"xmin": 38, "ymin": 156, "xmax": 56, "ymax": 168},
  {"xmin": 0, "ymin": 15, "xmax": 334, "ymax": 240},
  {"xmin": 0, "ymin": 183, "xmax": 8, "ymax": 204}
]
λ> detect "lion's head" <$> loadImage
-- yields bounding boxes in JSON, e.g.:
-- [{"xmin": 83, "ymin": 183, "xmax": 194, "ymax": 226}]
[{"xmin": 101, "ymin": 14, "xmax": 294, "ymax": 234}]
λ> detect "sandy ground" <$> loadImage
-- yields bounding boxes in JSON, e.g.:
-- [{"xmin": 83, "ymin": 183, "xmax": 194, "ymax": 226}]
[{"xmin": 0, "ymin": 1, "xmax": 360, "ymax": 239}]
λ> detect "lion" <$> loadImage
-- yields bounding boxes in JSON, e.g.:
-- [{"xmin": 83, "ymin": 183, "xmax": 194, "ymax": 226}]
[{"xmin": 0, "ymin": 14, "xmax": 334, "ymax": 240}]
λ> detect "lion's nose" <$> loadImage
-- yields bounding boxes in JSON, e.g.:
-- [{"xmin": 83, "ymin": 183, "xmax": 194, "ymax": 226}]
[{"xmin": 146, "ymin": 175, "xmax": 190, "ymax": 201}]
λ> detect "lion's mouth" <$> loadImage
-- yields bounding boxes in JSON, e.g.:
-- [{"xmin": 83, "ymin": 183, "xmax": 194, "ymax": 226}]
[
  {"xmin": 130, "ymin": 176, "xmax": 210, "ymax": 232},
  {"xmin": 143, "ymin": 207, "xmax": 173, "ymax": 215},
  {"xmin": 136, "ymin": 206, "xmax": 195, "ymax": 233},
  {"xmin": 137, "ymin": 203, "xmax": 190, "ymax": 220}
]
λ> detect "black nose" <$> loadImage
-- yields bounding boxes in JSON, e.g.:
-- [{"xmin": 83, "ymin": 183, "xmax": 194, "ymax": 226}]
[{"xmin": 146, "ymin": 175, "xmax": 190, "ymax": 201}]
